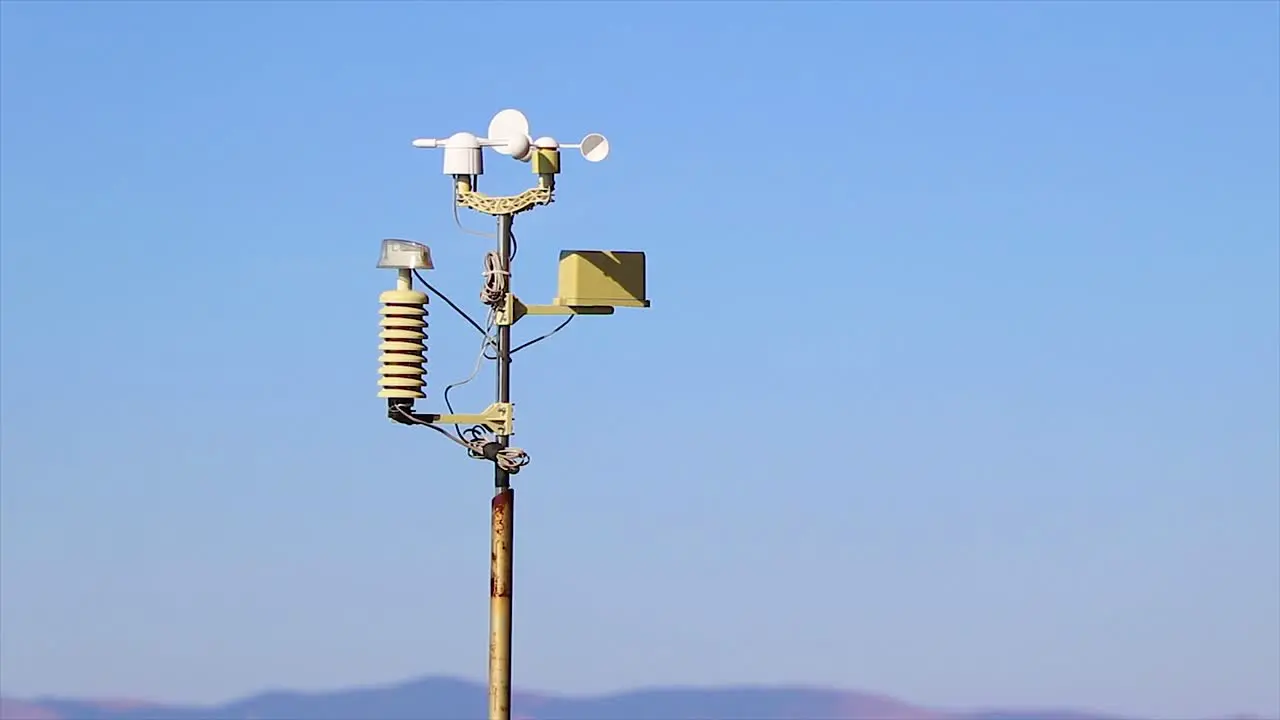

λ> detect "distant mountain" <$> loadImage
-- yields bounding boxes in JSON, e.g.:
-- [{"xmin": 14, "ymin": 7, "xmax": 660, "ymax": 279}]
[
  {"xmin": 0, "ymin": 675, "xmax": 1252, "ymax": 720},
  {"xmin": 0, "ymin": 702, "xmax": 56, "ymax": 720}
]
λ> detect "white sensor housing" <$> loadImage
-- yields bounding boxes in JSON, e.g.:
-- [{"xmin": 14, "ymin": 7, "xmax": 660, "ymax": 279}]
[
  {"xmin": 377, "ymin": 238, "xmax": 434, "ymax": 270},
  {"xmin": 442, "ymin": 132, "xmax": 483, "ymax": 176}
]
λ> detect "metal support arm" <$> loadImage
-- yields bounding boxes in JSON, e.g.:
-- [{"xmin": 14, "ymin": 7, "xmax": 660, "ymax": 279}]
[
  {"xmin": 455, "ymin": 182, "xmax": 554, "ymax": 217},
  {"xmin": 391, "ymin": 402, "xmax": 514, "ymax": 436},
  {"xmin": 493, "ymin": 294, "xmax": 615, "ymax": 327}
]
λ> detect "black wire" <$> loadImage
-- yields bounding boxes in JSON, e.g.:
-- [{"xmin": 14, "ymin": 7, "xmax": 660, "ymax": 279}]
[
  {"xmin": 397, "ymin": 404, "xmax": 483, "ymax": 454},
  {"xmin": 443, "ymin": 379, "xmax": 465, "ymax": 440},
  {"xmin": 413, "ymin": 271, "xmax": 487, "ymax": 336},
  {"xmin": 511, "ymin": 316, "xmax": 574, "ymax": 355},
  {"xmin": 497, "ymin": 232, "xmax": 515, "ymax": 356}
]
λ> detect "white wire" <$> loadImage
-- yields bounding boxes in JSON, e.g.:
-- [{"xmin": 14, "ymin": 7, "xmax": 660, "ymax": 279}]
[
  {"xmin": 486, "ymin": 446, "xmax": 530, "ymax": 474},
  {"xmin": 452, "ymin": 196, "xmax": 495, "ymax": 240},
  {"xmin": 461, "ymin": 426, "xmax": 531, "ymax": 474},
  {"xmin": 443, "ymin": 310, "xmax": 497, "ymax": 420},
  {"xmin": 485, "ymin": 445, "xmax": 530, "ymax": 474},
  {"xmin": 481, "ymin": 250, "xmax": 509, "ymax": 306},
  {"xmin": 450, "ymin": 193, "xmax": 508, "ymax": 307}
]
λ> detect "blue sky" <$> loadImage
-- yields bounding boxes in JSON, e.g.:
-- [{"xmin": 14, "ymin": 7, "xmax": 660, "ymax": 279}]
[{"xmin": 1, "ymin": 1, "xmax": 1277, "ymax": 718}]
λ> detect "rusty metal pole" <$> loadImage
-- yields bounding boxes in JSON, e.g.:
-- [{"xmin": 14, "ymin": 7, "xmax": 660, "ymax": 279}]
[
  {"xmin": 488, "ymin": 212, "xmax": 515, "ymax": 720},
  {"xmin": 489, "ymin": 487, "xmax": 514, "ymax": 719}
]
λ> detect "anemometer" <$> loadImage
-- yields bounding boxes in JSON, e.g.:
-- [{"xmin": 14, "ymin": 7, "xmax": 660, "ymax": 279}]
[{"xmin": 410, "ymin": 108, "xmax": 610, "ymax": 169}]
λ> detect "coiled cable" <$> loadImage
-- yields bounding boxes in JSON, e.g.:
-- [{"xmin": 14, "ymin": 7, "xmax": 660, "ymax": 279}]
[{"xmin": 481, "ymin": 250, "xmax": 509, "ymax": 307}]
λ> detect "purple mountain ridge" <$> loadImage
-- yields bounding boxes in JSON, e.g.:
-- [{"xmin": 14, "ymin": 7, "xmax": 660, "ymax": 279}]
[{"xmin": 1, "ymin": 676, "xmax": 1266, "ymax": 720}]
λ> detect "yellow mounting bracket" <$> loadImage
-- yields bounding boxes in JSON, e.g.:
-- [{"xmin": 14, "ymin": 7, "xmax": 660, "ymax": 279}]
[
  {"xmin": 418, "ymin": 402, "xmax": 514, "ymax": 436},
  {"xmin": 493, "ymin": 294, "xmax": 615, "ymax": 327},
  {"xmin": 455, "ymin": 179, "xmax": 554, "ymax": 217}
]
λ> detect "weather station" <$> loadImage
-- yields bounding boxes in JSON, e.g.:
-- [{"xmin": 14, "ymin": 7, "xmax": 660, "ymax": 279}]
[{"xmin": 374, "ymin": 109, "xmax": 649, "ymax": 720}]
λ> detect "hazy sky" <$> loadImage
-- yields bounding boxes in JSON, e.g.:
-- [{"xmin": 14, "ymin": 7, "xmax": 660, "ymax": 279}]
[{"xmin": 1, "ymin": 2, "xmax": 1277, "ymax": 718}]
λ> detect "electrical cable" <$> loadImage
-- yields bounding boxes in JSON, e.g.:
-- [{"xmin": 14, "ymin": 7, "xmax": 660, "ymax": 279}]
[
  {"xmin": 511, "ymin": 316, "xmax": 574, "ymax": 355},
  {"xmin": 444, "ymin": 310, "xmax": 497, "ymax": 438},
  {"xmin": 461, "ymin": 425, "xmax": 530, "ymax": 474},
  {"xmin": 451, "ymin": 195, "xmax": 495, "ymax": 240},
  {"xmin": 413, "ymin": 270, "xmax": 487, "ymax": 337},
  {"xmin": 449, "ymin": 190, "xmax": 517, "ymax": 259},
  {"xmin": 481, "ymin": 250, "xmax": 509, "ymax": 307},
  {"xmin": 450, "ymin": 192, "xmax": 515, "ymax": 308}
]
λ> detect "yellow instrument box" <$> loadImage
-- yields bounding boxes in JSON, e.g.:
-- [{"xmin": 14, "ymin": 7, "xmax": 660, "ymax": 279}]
[{"xmin": 553, "ymin": 250, "xmax": 650, "ymax": 308}]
